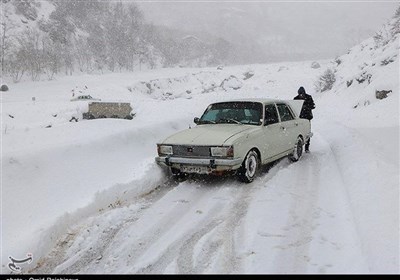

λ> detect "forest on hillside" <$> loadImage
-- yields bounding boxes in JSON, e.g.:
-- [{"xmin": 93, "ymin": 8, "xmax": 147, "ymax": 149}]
[{"xmin": 1, "ymin": 0, "xmax": 233, "ymax": 82}]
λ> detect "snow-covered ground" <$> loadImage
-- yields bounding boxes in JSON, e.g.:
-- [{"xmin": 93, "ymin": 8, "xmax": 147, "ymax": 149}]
[{"xmin": 1, "ymin": 43, "xmax": 399, "ymax": 274}]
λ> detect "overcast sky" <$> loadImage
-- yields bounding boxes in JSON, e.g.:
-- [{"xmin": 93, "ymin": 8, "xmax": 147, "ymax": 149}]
[{"xmin": 137, "ymin": 0, "xmax": 398, "ymax": 62}]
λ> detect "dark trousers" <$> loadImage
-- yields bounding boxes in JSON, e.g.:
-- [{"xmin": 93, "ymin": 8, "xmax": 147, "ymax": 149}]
[
  {"xmin": 305, "ymin": 138, "xmax": 310, "ymax": 151},
  {"xmin": 306, "ymin": 120, "xmax": 311, "ymax": 151}
]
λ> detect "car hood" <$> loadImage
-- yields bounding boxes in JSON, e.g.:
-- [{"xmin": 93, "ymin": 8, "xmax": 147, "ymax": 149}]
[{"xmin": 161, "ymin": 124, "xmax": 257, "ymax": 146}]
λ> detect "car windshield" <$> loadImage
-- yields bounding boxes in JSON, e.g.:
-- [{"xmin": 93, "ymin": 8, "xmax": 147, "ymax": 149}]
[{"xmin": 199, "ymin": 101, "xmax": 263, "ymax": 125}]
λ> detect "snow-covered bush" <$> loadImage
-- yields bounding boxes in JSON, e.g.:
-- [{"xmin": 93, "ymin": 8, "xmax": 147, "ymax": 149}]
[
  {"xmin": 0, "ymin": 84, "xmax": 9, "ymax": 91},
  {"xmin": 373, "ymin": 24, "xmax": 392, "ymax": 48},
  {"xmin": 355, "ymin": 72, "xmax": 372, "ymax": 84},
  {"xmin": 243, "ymin": 70, "xmax": 255, "ymax": 80},
  {"xmin": 380, "ymin": 56, "xmax": 396, "ymax": 66},
  {"xmin": 220, "ymin": 75, "xmax": 242, "ymax": 91},
  {"xmin": 314, "ymin": 68, "xmax": 336, "ymax": 92},
  {"xmin": 311, "ymin": 61, "xmax": 321, "ymax": 69},
  {"xmin": 375, "ymin": 89, "xmax": 392, "ymax": 100},
  {"xmin": 334, "ymin": 56, "xmax": 342, "ymax": 65}
]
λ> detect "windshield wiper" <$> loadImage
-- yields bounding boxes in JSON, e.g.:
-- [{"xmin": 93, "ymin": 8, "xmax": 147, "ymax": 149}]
[
  {"xmin": 199, "ymin": 120, "xmax": 216, "ymax": 124},
  {"xmin": 218, "ymin": 118, "xmax": 243, "ymax": 125}
]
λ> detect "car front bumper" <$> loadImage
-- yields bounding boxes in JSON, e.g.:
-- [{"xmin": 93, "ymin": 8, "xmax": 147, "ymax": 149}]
[{"xmin": 155, "ymin": 156, "xmax": 243, "ymax": 174}]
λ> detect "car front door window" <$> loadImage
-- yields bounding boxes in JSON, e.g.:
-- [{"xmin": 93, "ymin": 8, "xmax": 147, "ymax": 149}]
[{"xmin": 264, "ymin": 104, "xmax": 279, "ymax": 125}]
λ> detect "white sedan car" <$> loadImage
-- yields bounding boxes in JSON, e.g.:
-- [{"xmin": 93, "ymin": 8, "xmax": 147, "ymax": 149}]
[{"xmin": 156, "ymin": 98, "xmax": 312, "ymax": 183}]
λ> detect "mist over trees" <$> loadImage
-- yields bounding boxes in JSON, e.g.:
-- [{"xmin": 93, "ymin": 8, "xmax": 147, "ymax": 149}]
[
  {"xmin": 1, "ymin": 0, "xmax": 233, "ymax": 82},
  {"xmin": 2, "ymin": 1, "xmax": 398, "ymax": 83}
]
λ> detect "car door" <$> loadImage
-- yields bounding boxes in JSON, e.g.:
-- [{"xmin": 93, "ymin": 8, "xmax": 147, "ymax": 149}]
[
  {"xmin": 276, "ymin": 103, "xmax": 298, "ymax": 153},
  {"xmin": 261, "ymin": 103, "xmax": 286, "ymax": 162}
]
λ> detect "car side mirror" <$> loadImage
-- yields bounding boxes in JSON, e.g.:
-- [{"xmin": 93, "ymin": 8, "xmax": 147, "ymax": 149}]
[{"xmin": 194, "ymin": 117, "xmax": 200, "ymax": 124}]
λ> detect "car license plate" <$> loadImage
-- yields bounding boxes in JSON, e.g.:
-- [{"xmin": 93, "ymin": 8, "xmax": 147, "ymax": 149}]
[{"xmin": 181, "ymin": 165, "xmax": 210, "ymax": 174}]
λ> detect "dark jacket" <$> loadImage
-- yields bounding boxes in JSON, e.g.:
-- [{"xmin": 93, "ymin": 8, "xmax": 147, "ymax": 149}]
[{"xmin": 294, "ymin": 87, "xmax": 315, "ymax": 120}]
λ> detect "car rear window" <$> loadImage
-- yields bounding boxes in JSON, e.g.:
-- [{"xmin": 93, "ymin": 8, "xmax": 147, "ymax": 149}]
[{"xmin": 277, "ymin": 103, "xmax": 295, "ymax": 122}]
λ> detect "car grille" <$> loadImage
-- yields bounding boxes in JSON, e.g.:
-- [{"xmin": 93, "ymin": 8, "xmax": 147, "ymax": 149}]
[{"xmin": 172, "ymin": 145, "xmax": 211, "ymax": 157}]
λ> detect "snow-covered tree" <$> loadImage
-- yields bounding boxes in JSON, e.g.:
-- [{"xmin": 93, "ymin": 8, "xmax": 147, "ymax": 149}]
[
  {"xmin": 315, "ymin": 68, "xmax": 336, "ymax": 92},
  {"xmin": 391, "ymin": 5, "xmax": 400, "ymax": 37}
]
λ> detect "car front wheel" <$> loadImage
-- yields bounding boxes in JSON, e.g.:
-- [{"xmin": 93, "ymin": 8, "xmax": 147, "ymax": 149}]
[
  {"xmin": 289, "ymin": 136, "xmax": 303, "ymax": 162},
  {"xmin": 238, "ymin": 150, "xmax": 259, "ymax": 183}
]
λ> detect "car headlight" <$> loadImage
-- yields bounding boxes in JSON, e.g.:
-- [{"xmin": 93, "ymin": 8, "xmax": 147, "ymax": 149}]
[
  {"xmin": 210, "ymin": 146, "xmax": 234, "ymax": 157},
  {"xmin": 158, "ymin": 145, "xmax": 173, "ymax": 155}
]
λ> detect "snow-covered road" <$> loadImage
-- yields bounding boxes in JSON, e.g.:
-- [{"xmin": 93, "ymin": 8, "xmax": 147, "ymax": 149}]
[{"xmin": 30, "ymin": 126, "xmax": 385, "ymax": 274}]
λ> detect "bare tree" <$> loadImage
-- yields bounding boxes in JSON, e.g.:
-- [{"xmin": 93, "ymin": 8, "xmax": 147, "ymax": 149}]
[
  {"xmin": 74, "ymin": 36, "xmax": 92, "ymax": 72},
  {"xmin": 8, "ymin": 50, "xmax": 26, "ymax": 82},
  {"xmin": 42, "ymin": 36, "xmax": 63, "ymax": 80},
  {"xmin": 0, "ymin": 5, "xmax": 16, "ymax": 77},
  {"xmin": 16, "ymin": 28, "xmax": 43, "ymax": 81}
]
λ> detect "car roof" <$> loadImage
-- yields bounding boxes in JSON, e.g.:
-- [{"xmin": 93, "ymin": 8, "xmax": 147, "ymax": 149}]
[{"xmin": 210, "ymin": 98, "xmax": 284, "ymax": 105}]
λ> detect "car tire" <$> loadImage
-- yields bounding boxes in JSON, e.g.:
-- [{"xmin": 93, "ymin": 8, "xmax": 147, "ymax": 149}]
[
  {"xmin": 238, "ymin": 150, "xmax": 259, "ymax": 183},
  {"xmin": 289, "ymin": 136, "xmax": 303, "ymax": 162}
]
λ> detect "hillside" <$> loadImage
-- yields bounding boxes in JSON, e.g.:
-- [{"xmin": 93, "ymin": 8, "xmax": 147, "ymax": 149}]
[{"xmin": 314, "ymin": 12, "xmax": 399, "ymax": 128}]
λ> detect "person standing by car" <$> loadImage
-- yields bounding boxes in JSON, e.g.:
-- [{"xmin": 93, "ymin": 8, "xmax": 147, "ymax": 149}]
[{"xmin": 294, "ymin": 86, "xmax": 315, "ymax": 152}]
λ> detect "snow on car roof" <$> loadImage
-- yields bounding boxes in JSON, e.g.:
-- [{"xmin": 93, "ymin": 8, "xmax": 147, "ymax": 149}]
[{"xmin": 210, "ymin": 98, "xmax": 284, "ymax": 104}]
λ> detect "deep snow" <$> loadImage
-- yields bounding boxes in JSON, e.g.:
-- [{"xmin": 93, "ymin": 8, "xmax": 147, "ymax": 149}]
[{"xmin": 1, "ymin": 49, "xmax": 398, "ymax": 274}]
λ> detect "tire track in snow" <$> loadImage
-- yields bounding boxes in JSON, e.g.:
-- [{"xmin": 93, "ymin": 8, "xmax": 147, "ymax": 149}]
[
  {"xmin": 31, "ymin": 177, "xmax": 244, "ymax": 274},
  {"xmin": 269, "ymin": 132, "xmax": 369, "ymax": 273},
  {"xmin": 317, "ymin": 134, "xmax": 369, "ymax": 272},
  {"xmin": 87, "ymin": 183, "xmax": 215, "ymax": 273},
  {"xmin": 60, "ymin": 180, "xmax": 234, "ymax": 274},
  {"xmin": 189, "ymin": 184, "xmax": 256, "ymax": 274},
  {"xmin": 136, "ymin": 207, "xmax": 224, "ymax": 274},
  {"xmin": 271, "ymin": 150, "xmax": 322, "ymax": 273},
  {"xmin": 134, "ymin": 183, "xmax": 256, "ymax": 274}
]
